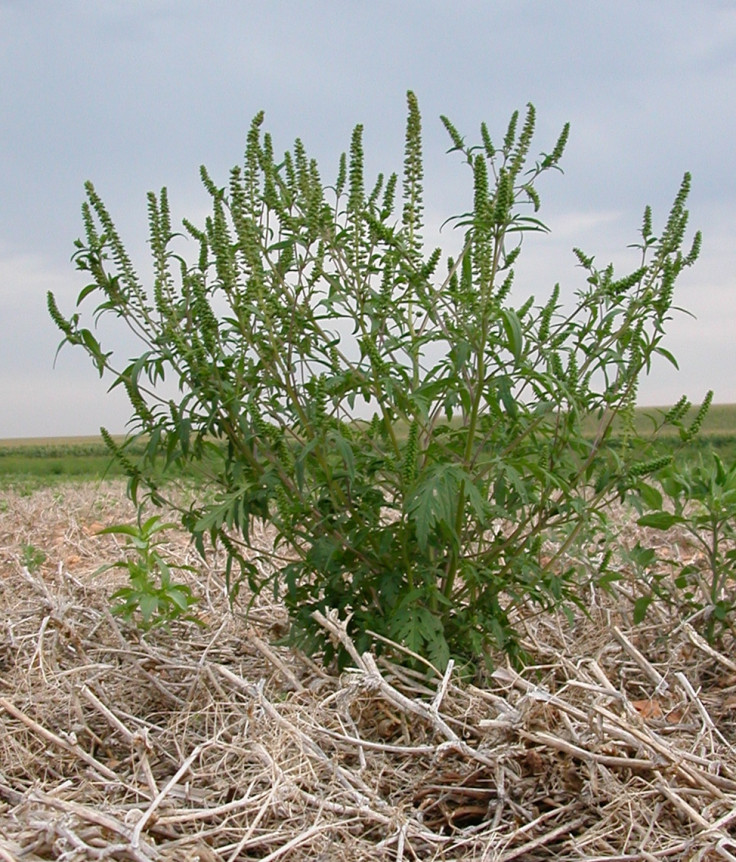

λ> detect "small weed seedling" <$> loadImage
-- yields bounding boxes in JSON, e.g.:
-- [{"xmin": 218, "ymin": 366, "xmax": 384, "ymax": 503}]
[
  {"xmin": 97, "ymin": 515, "xmax": 201, "ymax": 630},
  {"xmin": 20, "ymin": 543, "xmax": 47, "ymax": 574}
]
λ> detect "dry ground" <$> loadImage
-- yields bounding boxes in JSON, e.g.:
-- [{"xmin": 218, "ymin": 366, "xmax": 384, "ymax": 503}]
[{"xmin": 1, "ymin": 481, "xmax": 736, "ymax": 861}]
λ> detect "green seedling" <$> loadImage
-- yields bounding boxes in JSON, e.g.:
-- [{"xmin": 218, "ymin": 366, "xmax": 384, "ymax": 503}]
[
  {"xmin": 96, "ymin": 515, "xmax": 201, "ymax": 630},
  {"xmin": 20, "ymin": 543, "xmax": 47, "ymax": 574}
]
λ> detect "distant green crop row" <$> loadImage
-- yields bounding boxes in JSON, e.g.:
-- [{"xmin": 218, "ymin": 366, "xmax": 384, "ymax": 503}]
[
  {"xmin": 0, "ymin": 454, "xmax": 123, "ymax": 494},
  {"xmin": 581, "ymin": 403, "xmax": 736, "ymax": 463},
  {"xmin": 1, "ymin": 407, "xmax": 734, "ymax": 492},
  {"xmin": 0, "ymin": 436, "xmax": 202, "ymax": 494},
  {"xmin": 0, "ymin": 442, "xmax": 145, "ymax": 459},
  {"xmin": 0, "ymin": 453, "xmax": 121, "ymax": 475},
  {"xmin": 0, "ymin": 437, "xmax": 139, "ymax": 492},
  {"xmin": 580, "ymin": 402, "xmax": 735, "ymax": 438},
  {"xmin": 608, "ymin": 432, "xmax": 736, "ymax": 465}
]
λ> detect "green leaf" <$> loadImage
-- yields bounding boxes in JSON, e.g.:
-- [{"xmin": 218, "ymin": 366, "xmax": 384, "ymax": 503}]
[
  {"xmin": 633, "ymin": 596, "xmax": 652, "ymax": 624},
  {"xmin": 96, "ymin": 523, "xmax": 140, "ymax": 538},
  {"xmin": 501, "ymin": 308, "xmax": 523, "ymax": 362},
  {"xmin": 653, "ymin": 345, "xmax": 679, "ymax": 370},
  {"xmin": 637, "ymin": 512, "xmax": 685, "ymax": 530},
  {"xmin": 637, "ymin": 482, "xmax": 662, "ymax": 511},
  {"xmin": 406, "ymin": 464, "xmax": 469, "ymax": 551},
  {"xmin": 628, "ymin": 542, "xmax": 657, "ymax": 568},
  {"xmin": 166, "ymin": 587, "xmax": 193, "ymax": 611},
  {"xmin": 330, "ymin": 432, "xmax": 356, "ymax": 484},
  {"xmin": 139, "ymin": 593, "xmax": 159, "ymax": 622},
  {"xmin": 390, "ymin": 603, "xmax": 449, "ymax": 669},
  {"xmin": 597, "ymin": 571, "xmax": 623, "ymax": 588},
  {"xmin": 76, "ymin": 282, "xmax": 99, "ymax": 305},
  {"xmin": 496, "ymin": 377, "xmax": 518, "ymax": 420},
  {"xmin": 80, "ymin": 328, "xmax": 101, "ymax": 353}
]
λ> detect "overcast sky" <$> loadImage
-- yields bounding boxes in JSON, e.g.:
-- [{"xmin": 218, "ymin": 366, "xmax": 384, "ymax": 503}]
[{"xmin": 1, "ymin": 0, "xmax": 734, "ymax": 439}]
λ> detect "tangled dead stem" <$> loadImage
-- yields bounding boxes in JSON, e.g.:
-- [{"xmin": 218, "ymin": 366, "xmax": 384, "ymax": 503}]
[{"xmin": 1, "ymin": 482, "xmax": 736, "ymax": 861}]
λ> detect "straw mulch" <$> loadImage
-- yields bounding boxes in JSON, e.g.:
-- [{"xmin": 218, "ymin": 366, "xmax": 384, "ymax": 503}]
[{"xmin": 1, "ymin": 481, "xmax": 736, "ymax": 861}]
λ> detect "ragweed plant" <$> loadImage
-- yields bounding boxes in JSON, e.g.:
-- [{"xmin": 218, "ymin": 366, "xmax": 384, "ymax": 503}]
[
  {"xmin": 20, "ymin": 543, "xmax": 47, "ymax": 574},
  {"xmin": 96, "ymin": 515, "xmax": 200, "ymax": 630},
  {"xmin": 49, "ymin": 92, "xmax": 703, "ymax": 670},
  {"xmin": 636, "ymin": 447, "xmax": 736, "ymax": 644}
]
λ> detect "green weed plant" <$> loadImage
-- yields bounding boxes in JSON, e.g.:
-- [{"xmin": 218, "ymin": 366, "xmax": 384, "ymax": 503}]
[
  {"xmin": 96, "ymin": 515, "xmax": 200, "ymax": 629},
  {"xmin": 20, "ymin": 543, "xmax": 47, "ymax": 574},
  {"xmin": 50, "ymin": 93, "xmax": 703, "ymax": 670},
  {"xmin": 636, "ymin": 452, "xmax": 736, "ymax": 643}
]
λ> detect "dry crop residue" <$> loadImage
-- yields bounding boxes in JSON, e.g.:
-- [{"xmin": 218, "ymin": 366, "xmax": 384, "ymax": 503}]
[{"xmin": 1, "ymin": 482, "xmax": 736, "ymax": 860}]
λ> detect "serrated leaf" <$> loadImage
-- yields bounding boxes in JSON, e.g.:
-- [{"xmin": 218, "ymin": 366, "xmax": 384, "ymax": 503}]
[
  {"xmin": 426, "ymin": 629, "xmax": 451, "ymax": 672},
  {"xmin": 390, "ymin": 604, "xmax": 448, "ymax": 668},
  {"xmin": 406, "ymin": 464, "xmax": 484, "ymax": 551},
  {"xmin": 406, "ymin": 468, "xmax": 453, "ymax": 551}
]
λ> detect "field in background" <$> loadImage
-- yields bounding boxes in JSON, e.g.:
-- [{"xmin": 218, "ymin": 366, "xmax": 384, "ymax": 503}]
[
  {"xmin": 581, "ymin": 402, "xmax": 736, "ymax": 462},
  {"xmin": 0, "ymin": 435, "xmax": 135, "ymax": 491},
  {"xmin": 582, "ymin": 402, "xmax": 735, "ymax": 437},
  {"xmin": 1, "ymin": 403, "xmax": 734, "ymax": 491}
]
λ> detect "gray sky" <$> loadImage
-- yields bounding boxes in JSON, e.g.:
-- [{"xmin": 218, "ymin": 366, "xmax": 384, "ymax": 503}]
[{"xmin": 1, "ymin": 0, "xmax": 734, "ymax": 439}]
